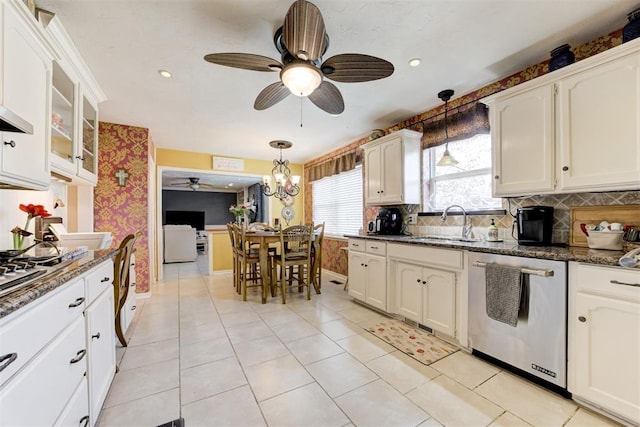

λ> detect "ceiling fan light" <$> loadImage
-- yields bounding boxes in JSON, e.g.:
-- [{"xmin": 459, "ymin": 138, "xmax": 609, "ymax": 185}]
[{"xmin": 281, "ymin": 62, "xmax": 322, "ymax": 96}]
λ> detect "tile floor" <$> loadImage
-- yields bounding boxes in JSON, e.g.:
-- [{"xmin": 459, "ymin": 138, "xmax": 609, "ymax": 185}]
[{"xmin": 96, "ymin": 258, "xmax": 619, "ymax": 427}]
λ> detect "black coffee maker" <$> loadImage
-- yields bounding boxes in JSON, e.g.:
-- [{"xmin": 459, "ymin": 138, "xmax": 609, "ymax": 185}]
[
  {"xmin": 516, "ymin": 206, "xmax": 554, "ymax": 246},
  {"xmin": 375, "ymin": 208, "xmax": 403, "ymax": 235}
]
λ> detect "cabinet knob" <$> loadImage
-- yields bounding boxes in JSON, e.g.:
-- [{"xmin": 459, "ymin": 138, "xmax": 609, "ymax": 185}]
[
  {"xmin": 3, "ymin": 140, "xmax": 15, "ymax": 148},
  {"xmin": 380, "ymin": 190, "xmax": 384, "ymax": 193},
  {"xmin": 131, "ymin": 305, "xmax": 136, "ymax": 310},
  {"xmin": 494, "ymin": 175, "xmax": 499, "ymax": 180},
  {"xmin": 91, "ymin": 332, "xmax": 101, "ymax": 340},
  {"xmin": 80, "ymin": 415, "xmax": 90, "ymax": 427},
  {"xmin": 578, "ymin": 316, "xmax": 587, "ymax": 323},
  {"xmin": 76, "ymin": 155, "xmax": 85, "ymax": 161},
  {"xmin": 562, "ymin": 166, "xmax": 569, "ymax": 171},
  {"xmin": 416, "ymin": 278, "xmax": 421, "ymax": 283},
  {"xmin": 0, "ymin": 353, "xmax": 18, "ymax": 372},
  {"xmin": 100, "ymin": 277, "xmax": 110, "ymax": 283},
  {"xmin": 422, "ymin": 280, "xmax": 427, "ymax": 285}
]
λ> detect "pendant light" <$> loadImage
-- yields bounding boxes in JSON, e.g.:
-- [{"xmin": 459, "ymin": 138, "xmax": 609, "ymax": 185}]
[{"xmin": 436, "ymin": 89, "xmax": 459, "ymax": 167}]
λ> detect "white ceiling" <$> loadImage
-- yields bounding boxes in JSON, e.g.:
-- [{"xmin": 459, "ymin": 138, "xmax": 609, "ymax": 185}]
[
  {"xmin": 161, "ymin": 169, "xmax": 261, "ymax": 192},
  {"xmin": 38, "ymin": 0, "xmax": 636, "ymax": 164}
]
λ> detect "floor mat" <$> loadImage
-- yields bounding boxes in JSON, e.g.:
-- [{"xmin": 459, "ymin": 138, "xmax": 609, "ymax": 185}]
[{"xmin": 363, "ymin": 318, "xmax": 459, "ymax": 365}]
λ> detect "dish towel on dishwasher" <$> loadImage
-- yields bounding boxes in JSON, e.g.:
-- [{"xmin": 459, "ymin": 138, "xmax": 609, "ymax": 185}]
[{"xmin": 485, "ymin": 263, "xmax": 523, "ymax": 327}]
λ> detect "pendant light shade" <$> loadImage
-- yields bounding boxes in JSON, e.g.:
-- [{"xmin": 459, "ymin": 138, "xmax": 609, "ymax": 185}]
[{"xmin": 436, "ymin": 89, "xmax": 458, "ymax": 167}]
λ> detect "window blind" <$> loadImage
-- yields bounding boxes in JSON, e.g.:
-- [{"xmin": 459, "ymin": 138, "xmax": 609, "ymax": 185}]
[{"xmin": 312, "ymin": 166, "xmax": 363, "ymax": 236}]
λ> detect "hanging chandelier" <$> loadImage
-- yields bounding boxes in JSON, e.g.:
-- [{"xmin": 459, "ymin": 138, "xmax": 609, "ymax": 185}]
[{"xmin": 262, "ymin": 140, "xmax": 301, "ymax": 200}]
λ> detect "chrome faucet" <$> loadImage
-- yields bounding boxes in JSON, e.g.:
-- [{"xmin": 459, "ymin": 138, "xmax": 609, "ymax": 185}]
[
  {"xmin": 33, "ymin": 239, "xmax": 61, "ymax": 255},
  {"xmin": 441, "ymin": 204, "xmax": 473, "ymax": 240}
]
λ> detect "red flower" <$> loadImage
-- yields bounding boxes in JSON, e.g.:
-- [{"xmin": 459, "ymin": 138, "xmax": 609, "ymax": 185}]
[{"xmin": 19, "ymin": 204, "xmax": 51, "ymax": 218}]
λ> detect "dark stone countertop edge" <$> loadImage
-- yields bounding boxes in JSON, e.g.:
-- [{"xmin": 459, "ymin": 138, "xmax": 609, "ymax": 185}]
[
  {"xmin": 0, "ymin": 249, "xmax": 119, "ymax": 320},
  {"xmin": 344, "ymin": 234, "xmax": 629, "ymax": 268}
]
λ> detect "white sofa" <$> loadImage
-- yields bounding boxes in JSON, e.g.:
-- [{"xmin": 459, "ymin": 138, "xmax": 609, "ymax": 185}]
[{"xmin": 163, "ymin": 224, "xmax": 197, "ymax": 263}]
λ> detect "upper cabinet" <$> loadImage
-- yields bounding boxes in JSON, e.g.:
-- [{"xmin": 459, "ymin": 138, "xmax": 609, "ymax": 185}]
[
  {"xmin": 44, "ymin": 16, "xmax": 105, "ymax": 185},
  {"xmin": 0, "ymin": 0, "xmax": 54, "ymax": 190},
  {"xmin": 483, "ymin": 39, "xmax": 640, "ymax": 197},
  {"xmin": 362, "ymin": 129, "xmax": 421, "ymax": 206}
]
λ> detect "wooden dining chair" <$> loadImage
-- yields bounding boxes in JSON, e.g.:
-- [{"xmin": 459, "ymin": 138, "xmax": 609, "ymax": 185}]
[
  {"xmin": 113, "ymin": 233, "xmax": 137, "ymax": 347},
  {"xmin": 270, "ymin": 224, "xmax": 314, "ymax": 304},
  {"xmin": 311, "ymin": 222, "xmax": 325, "ymax": 294},
  {"xmin": 233, "ymin": 223, "xmax": 263, "ymax": 301},
  {"xmin": 226, "ymin": 222, "xmax": 239, "ymax": 292}
]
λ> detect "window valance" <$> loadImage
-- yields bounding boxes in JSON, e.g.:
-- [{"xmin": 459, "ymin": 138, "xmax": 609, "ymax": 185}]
[
  {"xmin": 308, "ymin": 151, "xmax": 359, "ymax": 182},
  {"xmin": 421, "ymin": 103, "xmax": 490, "ymax": 149}
]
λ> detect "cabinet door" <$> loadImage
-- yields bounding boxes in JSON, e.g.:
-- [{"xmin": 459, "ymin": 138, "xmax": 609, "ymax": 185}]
[
  {"xmin": 348, "ymin": 251, "xmax": 366, "ymax": 302},
  {"xmin": 572, "ymin": 292, "xmax": 640, "ymax": 422},
  {"xmin": 491, "ymin": 85, "xmax": 555, "ymax": 196},
  {"xmin": 1, "ymin": 6, "xmax": 50, "ymax": 189},
  {"xmin": 364, "ymin": 145, "xmax": 382, "ymax": 204},
  {"xmin": 50, "ymin": 61, "xmax": 77, "ymax": 175},
  {"xmin": 364, "ymin": 254, "xmax": 386, "ymax": 311},
  {"xmin": 557, "ymin": 53, "xmax": 640, "ymax": 192},
  {"xmin": 395, "ymin": 262, "xmax": 422, "ymax": 323},
  {"xmin": 86, "ymin": 288, "xmax": 115, "ymax": 427},
  {"xmin": 77, "ymin": 92, "xmax": 98, "ymax": 183},
  {"xmin": 379, "ymin": 138, "xmax": 403, "ymax": 203},
  {"xmin": 422, "ymin": 267, "xmax": 456, "ymax": 337}
]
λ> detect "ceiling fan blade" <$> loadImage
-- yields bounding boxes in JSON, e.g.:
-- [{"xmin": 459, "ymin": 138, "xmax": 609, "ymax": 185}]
[
  {"xmin": 204, "ymin": 53, "xmax": 282, "ymax": 72},
  {"xmin": 308, "ymin": 81, "xmax": 344, "ymax": 115},
  {"xmin": 283, "ymin": 0, "xmax": 327, "ymax": 61},
  {"xmin": 321, "ymin": 54, "xmax": 394, "ymax": 83},
  {"xmin": 254, "ymin": 82, "xmax": 291, "ymax": 110}
]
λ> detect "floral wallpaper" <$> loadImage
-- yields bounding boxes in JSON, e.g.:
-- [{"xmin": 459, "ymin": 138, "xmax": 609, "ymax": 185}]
[
  {"xmin": 95, "ymin": 122, "xmax": 152, "ymax": 293},
  {"xmin": 305, "ymin": 28, "xmax": 626, "ymax": 276}
]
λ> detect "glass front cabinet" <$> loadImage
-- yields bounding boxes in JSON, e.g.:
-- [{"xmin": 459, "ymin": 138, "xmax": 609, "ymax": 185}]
[{"xmin": 45, "ymin": 17, "xmax": 105, "ymax": 185}]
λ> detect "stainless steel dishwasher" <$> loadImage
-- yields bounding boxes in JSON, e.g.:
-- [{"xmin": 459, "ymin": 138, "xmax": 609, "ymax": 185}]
[{"xmin": 468, "ymin": 252, "xmax": 568, "ymax": 390}]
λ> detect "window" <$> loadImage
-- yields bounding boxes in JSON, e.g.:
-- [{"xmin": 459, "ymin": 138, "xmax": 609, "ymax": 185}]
[
  {"xmin": 312, "ymin": 166, "xmax": 363, "ymax": 235},
  {"xmin": 422, "ymin": 134, "xmax": 502, "ymax": 211}
]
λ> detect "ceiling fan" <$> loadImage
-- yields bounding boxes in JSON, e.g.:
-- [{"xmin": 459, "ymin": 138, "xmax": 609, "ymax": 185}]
[
  {"xmin": 204, "ymin": 0, "xmax": 394, "ymax": 115},
  {"xmin": 169, "ymin": 177, "xmax": 214, "ymax": 191}
]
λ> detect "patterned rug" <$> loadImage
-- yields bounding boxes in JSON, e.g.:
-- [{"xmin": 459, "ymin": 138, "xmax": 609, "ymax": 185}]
[{"xmin": 363, "ymin": 318, "xmax": 459, "ymax": 365}]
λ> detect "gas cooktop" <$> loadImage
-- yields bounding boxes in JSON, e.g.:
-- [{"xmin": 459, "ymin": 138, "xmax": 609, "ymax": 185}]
[{"xmin": 0, "ymin": 255, "xmax": 67, "ymax": 297}]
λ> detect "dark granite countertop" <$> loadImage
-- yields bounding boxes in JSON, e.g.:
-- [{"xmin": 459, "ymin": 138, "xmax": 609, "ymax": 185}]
[
  {"xmin": 0, "ymin": 248, "xmax": 119, "ymax": 319},
  {"xmin": 344, "ymin": 234, "xmax": 629, "ymax": 267}
]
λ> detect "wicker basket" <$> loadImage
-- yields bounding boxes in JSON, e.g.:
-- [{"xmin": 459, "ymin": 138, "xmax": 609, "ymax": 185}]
[{"xmin": 586, "ymin": 231, "xmax": 624, "ymax": 250}]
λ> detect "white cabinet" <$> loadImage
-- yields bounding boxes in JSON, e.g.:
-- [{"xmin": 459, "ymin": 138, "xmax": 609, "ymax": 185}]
[
  {"xmin": 483, "ymin": 39, "xmax": 640, "ymax": 197},
  {"xmin": 0, "ymin": 259, "xmax": 116, "ymax": 427},
  {"xmin": 490, "ymin": 85, "xmax": 555, "ymax": 196},
  {"xmin": 362, "ymin": 129, "xmax": 421, "ymax": 206},
  {"xmin": 395, "ymin": 262, "xmax": 456, "ymax": 337},
  {"xmin": 568, "ymin": 263, "xmax": 640, "ymax": 425},
  {"xmin": 347, "ymin": 239, "xmax": 387, "ymax": 311},
  {"xmin": 84, "ymin": 260, "xmax": 115, "ymax": 427},
  {"xmin": 44, "ymin": 16, "xmax": 105, "ymax": 185},
  {"xmin": 0, "ymin": 0, "xmax": 53, "ymax": 190},
  {"xmin": 121, "ymin": 253, "xmax": 137, "ymax": 333}
]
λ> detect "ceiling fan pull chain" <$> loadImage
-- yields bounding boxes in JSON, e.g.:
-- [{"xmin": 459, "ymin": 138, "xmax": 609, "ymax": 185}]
[{"xmin": 300, "ymin": 96, "xmax": 303, "ymax": 127}]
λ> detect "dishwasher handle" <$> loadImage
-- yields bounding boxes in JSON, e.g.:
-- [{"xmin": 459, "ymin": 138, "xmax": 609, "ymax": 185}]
[{"xmin": 472, "ymin": 261, "xmax": 554, "ymax": 277}]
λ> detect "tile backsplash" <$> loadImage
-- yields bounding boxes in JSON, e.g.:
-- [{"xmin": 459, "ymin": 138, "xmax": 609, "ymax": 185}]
[{"xmin": 382, "ymin": 191, "xmax": 640, "ymax": 244}]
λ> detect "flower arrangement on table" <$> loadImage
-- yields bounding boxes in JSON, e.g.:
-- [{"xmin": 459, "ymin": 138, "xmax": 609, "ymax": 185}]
[
  {"xmin": 229, "ymin": 203, "xmax": 254, "ymax": 225},
  {"xmin": 11, "ymin": 204, "xmax": 52, "ymax": 250}
]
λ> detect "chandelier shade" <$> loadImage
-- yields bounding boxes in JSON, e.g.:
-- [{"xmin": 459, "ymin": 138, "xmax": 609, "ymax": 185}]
[
  {"xmin": 263, "ymin": 140, "xmax": 301, "ymax": 201},
  {"xmin": 280, "ymin": 62, "xmax": 322, "ymax": 96},
  {"xmin": 436, "ymin": 89, "xmax": 459, "ymax": 167}
]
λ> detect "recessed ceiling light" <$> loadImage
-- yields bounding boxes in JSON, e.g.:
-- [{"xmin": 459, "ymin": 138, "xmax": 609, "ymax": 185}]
[
  {"xmin": 408, "ymin": 58, "xmax": 421, "ymax": 67},
  {"xmin": 228, "ymin": 183, "xmax": 234, "ymax": 186},
  {"xmin": 158, "ymin": 69, "xmax": 172, "ymax": 78}
]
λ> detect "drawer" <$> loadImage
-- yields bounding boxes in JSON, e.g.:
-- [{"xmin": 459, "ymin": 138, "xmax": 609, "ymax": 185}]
[
  {"xmin": 387, "ymin": 243, "xmax": 463, "ymax": 270},
  {"xmin": 571, "ymin": 263, "xmax": 640, "ymax": 302},
  {"xmin": 85, "ymin": 260, "xmax": 114, "ymax": 305},
  {"xmin": 348, "ymin": 239, "xmax": 366, "ymax": 253},
  {"xmin": 0, "ymin": 278, "xmax": 85, "ymax": 385},
  {"xmin": 0, "ymin": 316, "xmax": 86, "ymax": 426},
  {"xmin": 54, "ymin": 378, "xmax": 89, "ymax": 427},
  {"xmin": 366, "ymin": 241, "xmax": 386, "ymax": 256}
]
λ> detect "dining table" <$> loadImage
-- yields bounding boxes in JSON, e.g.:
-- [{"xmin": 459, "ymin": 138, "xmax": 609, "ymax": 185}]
[{"xmin": 243, "ymin": 229, "xmax": 321, "ymax": 304}]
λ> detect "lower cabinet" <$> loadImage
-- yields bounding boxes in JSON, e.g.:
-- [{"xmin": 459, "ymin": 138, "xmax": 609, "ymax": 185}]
[
  {"xmin": 121, "ymin": 254, "xmax": 137, "ymax": 333},
  {"xmin": 568, "ymin": 262, "xmax": 640, "ymax": 425},
  {"xmin": 348, "ymin": 239, "xmax": 387, "ymax": 311},
  {"xmin": 395, "ymin": 261, "xmax": 456, "ymax": 337}
]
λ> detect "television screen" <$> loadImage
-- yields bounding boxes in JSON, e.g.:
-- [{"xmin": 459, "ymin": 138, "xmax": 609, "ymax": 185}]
[{"xmin": 165, "ymin": 210, "xmax": 205, "ymax": 230}]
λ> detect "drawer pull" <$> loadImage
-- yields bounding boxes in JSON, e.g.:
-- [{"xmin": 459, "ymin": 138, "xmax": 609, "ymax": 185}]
[
  {"xmin": 68, "ymin": 297, "xmax": 85, "ymax": 308},
  {"xmin": 0, "ymin": 353, "xmax": 18, "ymax": 372},
  {"xmin": 91, "ymin": 332, "xmax": 101, "ymax": 340},
  {"xmin": 4, "ymin": 140, "xmax": 16, "ymax": 148},
  {"xmin": 610, "ymin": 280, "xmax": 640, "ymax": 288},
  {"xmin": 70, "ymin": 349, "xmax": 87, "ymax": 364},
  {"xmin": 131, "ymin": 305, "xmax": 136, "ymax": 310},
  {"xmin": 79, "ymin": 415, "xmax": 90, "ymax": 427},
  {"xmin": 100, "ymin": 277, "xmax": 110, "ymax": 283},
  {"xmin": 370, "ymin": 246, "xmax": 378, "ymax": 249}
]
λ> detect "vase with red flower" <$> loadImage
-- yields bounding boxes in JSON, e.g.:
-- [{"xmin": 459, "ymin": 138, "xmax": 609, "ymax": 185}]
[{"xmin": 11, "ymin": 204, "xmax": 52, "ymax": 250}]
